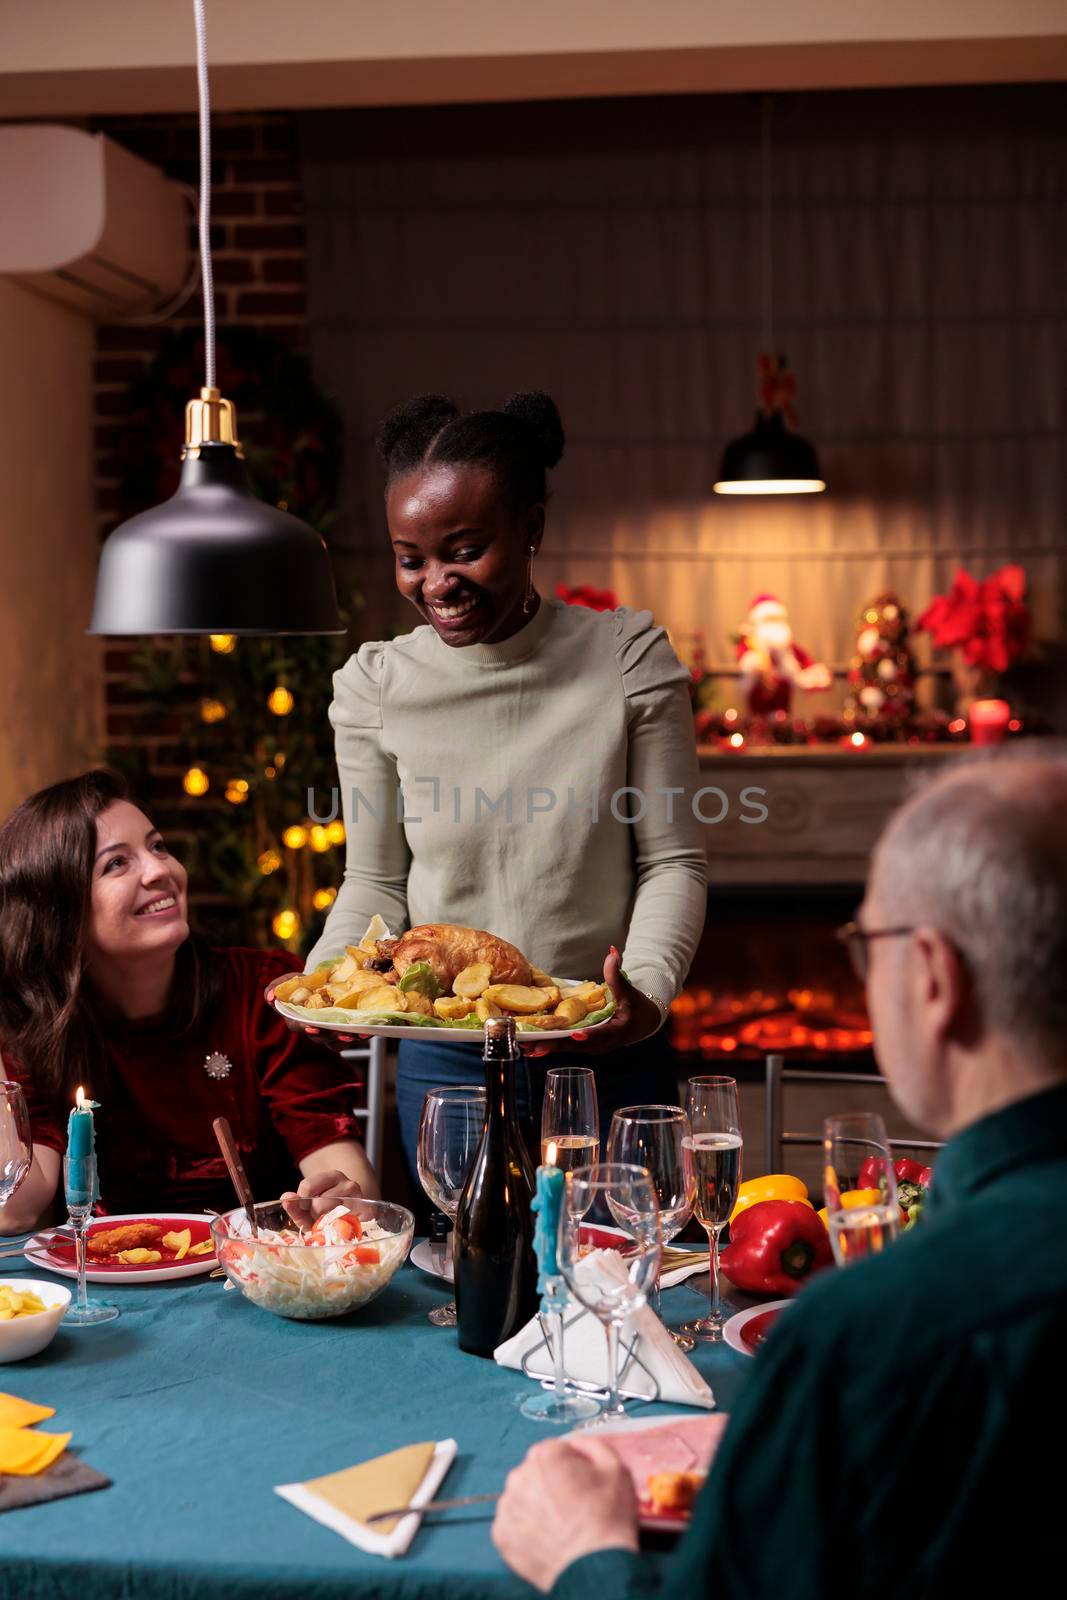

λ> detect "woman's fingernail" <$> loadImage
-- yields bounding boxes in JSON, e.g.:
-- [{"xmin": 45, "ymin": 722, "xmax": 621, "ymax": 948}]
[
  {"xmin": 609, "ymin": 945, "xmax": 619, "ymax": 959},
  {"xmin": 338, "ymin": 1034, "xmax": 353, "ymax": 1043},
  {"xmin": 305, "ymin": 1026, "xmax": 319, "ymax": 1035},
  {"xmin": 572, "ymin": 1030, "xmax": 589, "ymax": 1041}
]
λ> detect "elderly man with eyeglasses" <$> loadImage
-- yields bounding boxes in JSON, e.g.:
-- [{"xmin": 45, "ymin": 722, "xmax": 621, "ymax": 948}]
[{"xmin": 494, "ymin": 750, "xmax": 1067, "ymax": 1597}]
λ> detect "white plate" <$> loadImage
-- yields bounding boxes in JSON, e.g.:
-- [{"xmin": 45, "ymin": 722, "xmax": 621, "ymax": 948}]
[
  {"xmin": 721, "ymin": 1299, "xmax": 791, "ymax": 1356},
  {"xmin": 24, "ymin": 1212, "xmax": 219, "ymax": 1285},
  {"xmin": 572, "ymin": 1414, "xmax": 715, "ymax": 1534},
  {"xmin": 266, "ymin": 975, "xmax": 615, "ymax": 1045}
]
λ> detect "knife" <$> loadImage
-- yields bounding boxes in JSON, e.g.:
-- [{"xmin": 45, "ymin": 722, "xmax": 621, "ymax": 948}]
[{"xmin": 365, "ymin": 1492, "xmax": 499, "ymax": 1525}]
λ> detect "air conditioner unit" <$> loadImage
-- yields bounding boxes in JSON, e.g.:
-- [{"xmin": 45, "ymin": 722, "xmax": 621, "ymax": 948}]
[{"xmin": 0, "ymin": 125, "xmax": 187, "ymax": 318}]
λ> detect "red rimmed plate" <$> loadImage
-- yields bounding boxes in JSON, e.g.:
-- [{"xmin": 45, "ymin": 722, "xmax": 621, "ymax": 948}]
[
  {"xmin": 722, "ymin": 1299, "xmax": 791, "ymax": 1355},
  {"xmin": 575, "ymin": 1414, "xmax": 728, "ymax": 1535},
  {"xmin": 24, "ymin": 1212, "xmax": 218, "ymax": 1285}
]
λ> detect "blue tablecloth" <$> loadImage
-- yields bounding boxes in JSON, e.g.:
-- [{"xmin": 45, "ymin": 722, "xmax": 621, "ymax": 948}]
[{"xmin": 0, "ymin": 1252, "xmax": 751, "ymax": 1600}]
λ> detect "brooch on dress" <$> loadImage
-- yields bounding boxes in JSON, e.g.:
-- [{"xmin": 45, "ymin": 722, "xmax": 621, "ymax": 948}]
[{"xmin": 204, "ymin": 1051, "xmax": 233, "ymax": 1081}]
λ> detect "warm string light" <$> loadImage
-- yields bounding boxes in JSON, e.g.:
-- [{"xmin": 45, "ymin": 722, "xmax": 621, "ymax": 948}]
[
  {"xmin": 272, "ymin": 909, "xmax": 300, "ymax": 941},
  {"xmin": 183, "ymin": 766, "xmax": 209, "ymax": 796},
  {"xmin": 312, "ymin": 887, "xmax": 337, "ymax": 911},
  {"xmin": 209, "ymin": 634, "xmax": 236, "ymax": 654},
  {"xmin": 282, "ymin": 825, "xmax": 308, "ymax": 850},
  {"xmin": 258, "ymin": 849, "xmax": 282, "ymax": 875},
  {"xmin": 326, "ymin": 820, "xmax": 345, "ymax": 845},
  {"xmin": 199, "ymin": 698, "xmax": 227, "ymax": 723},
  {"xmin": 225, "ymin": 778, "xmax": 249, "ymax": 804},
  {"xmin": 267, "ymin": 686, "xmax": 294, "ymax": 716}
]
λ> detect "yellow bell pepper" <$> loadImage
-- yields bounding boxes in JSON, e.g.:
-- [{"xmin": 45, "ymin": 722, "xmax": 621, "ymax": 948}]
[
  {"xmin": 730, "ymin": 1174, "xmax": 812, "ymax": 1224},
  {"xmin": 816, "ymin": 1187, "xmax": 883, "ymax": 1228}
]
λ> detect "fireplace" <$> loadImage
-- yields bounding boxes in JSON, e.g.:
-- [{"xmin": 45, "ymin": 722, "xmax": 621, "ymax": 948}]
[{"xmin": 670, "ymin": 886, "xmax": 872, "ymax": 1066}]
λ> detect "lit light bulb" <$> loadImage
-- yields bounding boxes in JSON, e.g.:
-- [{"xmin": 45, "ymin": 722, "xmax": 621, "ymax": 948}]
[
  {"xmin": 267, "ymin": 686, "xmax": 294, "ymax": 716},
  {"xmin": 199, "ymin": 698, "xmax": 227, "ymax": 724},
  {"xmin": 729, "ymin": 731, "xmax": 745, "ymax": 748},
  {"xmin": 326, "ymin": 820, "xmax": 345, "ymax": 845},
  {"xmin": 309, "ymin": 825, "xmax": 330, "ymax": 853},
  {"xmin": 282, "ymin": 825, "xmax": 308, "ymax": 850},
  {"xmin": 225, "ymin": 778, "xmax": 250, "ymax": 804},
  {"xmin": 312, "ymin": 887, "xmax": 337, "ymax": 911},
  {"xmin": 258, "ymin": 849, "xmax": 282, "ymax": 875},
  {"xmin": 182, "ymin": 766, "xmax": 209, "ymax": 796},
  {"xmin": 210, "ymin": 634, "xmax": 236, "ymax": 654},
  {"xmin": 272, "ymin": 909, "xmax": 300, "ymax": 941}
]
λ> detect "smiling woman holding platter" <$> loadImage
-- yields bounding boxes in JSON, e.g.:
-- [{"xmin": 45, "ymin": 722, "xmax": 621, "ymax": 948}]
[{"xmin": 306, "ymin": 392, "xmax": 708, "ymax": 1176}]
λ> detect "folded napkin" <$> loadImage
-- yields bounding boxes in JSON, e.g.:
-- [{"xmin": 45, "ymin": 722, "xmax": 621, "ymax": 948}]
[
  {"xmin": 494, "ymin": 1249, "xmax": 715, "ymax": 1409},
  {"xmin": 276, "ymin": 1439, "xmax": 457, "ymax": 1560},
  {"xmin": 0, "ymin": 1394, "xmax": 70, "ymax": 1477},
  {"xmin": 0, "ymin": 1453, "xmax": 111, "ymax": 1513}
]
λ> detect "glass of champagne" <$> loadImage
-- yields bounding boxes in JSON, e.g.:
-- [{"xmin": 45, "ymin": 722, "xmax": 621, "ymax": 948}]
[
  {"xmin": 681, "ymin": 1076, "xmax": 742, "ymax": 1343},
  {"xmin": 541, "ymin": 1068, "xmax": 599, "ymax": 1175},
  {"xmin": 823, "ymin": 1112, "xmax": 900, "ymax": 1265},
  {"xmin": 416, "ymin": 1085, "xmax": 485, "ymax": 1327},
  {"xmin": 558, "ymin": 1162, "xmax": 661, "ymax": 1424},
  {"xmin": 607, "ymin": 1105, "xmax": 694, "ymax": 1344},
  {"xmin": 0, "ymin": 1083, "xmax": 32, "ymax": 1212}
]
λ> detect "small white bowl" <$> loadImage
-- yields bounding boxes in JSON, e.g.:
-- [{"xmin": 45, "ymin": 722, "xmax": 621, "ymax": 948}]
[{"xmin": 0, "ymin": 1278, "xmax": 71, "ymax": 1362}]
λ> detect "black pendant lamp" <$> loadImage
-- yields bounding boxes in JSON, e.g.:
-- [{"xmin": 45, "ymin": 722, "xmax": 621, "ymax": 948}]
[
  {"xmin": 89, "ymin": 0, "xmax": 342, "ymax": 636},
  {"xmin": 714, "ymin": 98, "xmax": 826, "ymax": 497}
]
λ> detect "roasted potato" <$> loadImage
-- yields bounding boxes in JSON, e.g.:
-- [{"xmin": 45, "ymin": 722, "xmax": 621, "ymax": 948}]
[
  {"xmin": 562, "ymin": 981, "xmax": 607, "ymax": 1008},
  {"xmin": 285, "ymin": 985, "xmax": 312, "ymax": 1005},
  {"xmin": 303, "ymin": 991, "xmax": 330, "ymax": 1010},
  {"xmin": 475, "ymin": 995, "xmax": 503, "ymax": 1022},
  {"xmin": 521, "ymin": 1012, "xmax": 573, "ymax": 1031},
  {"xmin": 434, "ymin": 995, "xmax": 476, "ymax": 1020},
  {"xmin": 483, "ymin": 983, "xmax": 560, "ymax": 1014},
  {"xmin": 529, "ymin": 966, "xmax": 555, "ymax": 987},
  {"xmin": 403, "ymin": 990, "xmax": 435, "ymax": 1017},
  {"xmin": 552, "ymin": 996, "xmax": 589, "ymax": 1026},
  {"xmin": 273, "ymin": 975, "xmax": 310, "ymax": 1003},
  {"xmin": 330, "ymin": 970, "xmax": 389, "ymax": 1006},
  {"xmin": 453, "ymin": 962, "xmax": 492, "ymax": 998},
  {"xmin": 353, "ymin": 986, "xmax": 406, "ymax": 1013}
]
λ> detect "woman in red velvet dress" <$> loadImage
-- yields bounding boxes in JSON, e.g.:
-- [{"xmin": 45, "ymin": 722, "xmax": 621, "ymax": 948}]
[{"xmin": 0, "ymin": 771, "xmax": 377, "ymax": 1236}]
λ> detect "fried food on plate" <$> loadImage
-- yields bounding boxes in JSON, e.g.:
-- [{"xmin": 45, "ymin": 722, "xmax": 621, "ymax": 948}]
[
  {"xmin": 646, "ymin": 1472, "xmax": 705, "ymax": 1515},
  {"xmin": 273, "ymin": 914, "xmax": 615, "ymax": 1033},
  {"xmin": 88, "ymin": 1222, "xmax": 163, "ymax": 1257}
]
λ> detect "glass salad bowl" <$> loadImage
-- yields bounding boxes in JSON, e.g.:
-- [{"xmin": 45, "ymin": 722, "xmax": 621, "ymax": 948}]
[{"xmin": 210, "ymin": 1199, "xmax": 414, "ymax": 1321}]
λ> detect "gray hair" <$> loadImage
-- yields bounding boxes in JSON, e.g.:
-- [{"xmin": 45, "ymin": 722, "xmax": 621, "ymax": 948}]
[{"xmin": 872, "ymin": 746, "xmax": 1067, "ymax": 1059}]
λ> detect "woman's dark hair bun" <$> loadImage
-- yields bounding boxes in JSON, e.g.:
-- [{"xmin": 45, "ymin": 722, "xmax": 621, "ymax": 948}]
[
  {"xmin": 502, "ymin": 392, "xmax": 566, "ymax": 470},
  {"xmin": 376, "ymin": 393, "xmax": 459, "ymax": 464}
]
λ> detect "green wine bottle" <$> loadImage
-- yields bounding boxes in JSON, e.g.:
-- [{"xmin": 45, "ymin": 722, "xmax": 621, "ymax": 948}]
[{"xmin": 453, "ymin": 1015, "xmax": 538, "ymax": 1357}]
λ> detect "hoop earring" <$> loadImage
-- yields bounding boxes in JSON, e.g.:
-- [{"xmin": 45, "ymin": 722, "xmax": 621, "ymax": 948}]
[{"xmin": 523, "ymin": 546, "xmax": 537, "ymax": 614}]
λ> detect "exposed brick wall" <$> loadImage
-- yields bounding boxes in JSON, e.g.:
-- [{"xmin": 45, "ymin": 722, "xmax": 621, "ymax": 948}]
[{"xmin": 92, "ymin": 111, "xmax": 310, "ymax": 918}]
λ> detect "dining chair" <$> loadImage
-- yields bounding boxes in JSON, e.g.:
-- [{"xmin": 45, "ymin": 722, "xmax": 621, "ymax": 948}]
[
  {"xmin": 763, "ymin": 1052, "xmax": 943, "ymax": 1175},
  {"xmin": 341, "ymin": 1036, "xmax": 387, "ymax": 1174}
]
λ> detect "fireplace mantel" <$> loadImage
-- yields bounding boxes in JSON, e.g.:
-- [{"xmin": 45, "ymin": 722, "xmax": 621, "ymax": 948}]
[{"xmin": 697, "ymin": 744, "xmax": 968, "ymax": 888}]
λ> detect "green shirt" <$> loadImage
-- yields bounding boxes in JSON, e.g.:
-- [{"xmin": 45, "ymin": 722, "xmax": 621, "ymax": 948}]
[{"xmin": 555, "ymin": 1083, "xmax": 1067, "ymax": 1599}]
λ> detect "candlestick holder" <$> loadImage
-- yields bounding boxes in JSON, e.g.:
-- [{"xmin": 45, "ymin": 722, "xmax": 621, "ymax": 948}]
[
  {"xmin": 518, "ymin": 1276, "xmax": 602, "ymax": 1424},
  {"xmin": 62, "ymin": 1154, "xmax": 119, "ymax": 1327}
]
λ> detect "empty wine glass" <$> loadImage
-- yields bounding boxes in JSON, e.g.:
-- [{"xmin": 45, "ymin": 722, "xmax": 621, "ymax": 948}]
[
  {"xmin": 823, "ymin": 1112, "xmax": 900, "ymax": 1265},
  {"xmin": 0, "ymin": 1082, "xmax": 32, "ymax": 1209},
  {"xmin": 680, "ymin": 1076, "xmax": 742, "ymax": 1343},
  {"xmin": 541, "ymin": 1068, "xmax": 599, "ymax": 1174},
  {"xmin": 558, "ymin": 1162, "xmax": 661, "ymax": 1424},
  {"xmin": 417, "ymin": 1085, "xmax": 485, "ymax": 1327},
  {"xmin": 608, "ymin": 1104, "xmax": 694, "ymax": 1347}
]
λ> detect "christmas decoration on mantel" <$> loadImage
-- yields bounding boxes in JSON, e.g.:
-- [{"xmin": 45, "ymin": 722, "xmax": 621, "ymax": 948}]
[
  {"xmin": 843, "ymin": 592, "xmax": 916, "ymax": 725},
  {"xmin": 915, "ymin": 564, "xmax": 1031, "ymax": 716},
  {"xmin": 732, "ymin": 594, "xmax": 832, "ymax": 717}
]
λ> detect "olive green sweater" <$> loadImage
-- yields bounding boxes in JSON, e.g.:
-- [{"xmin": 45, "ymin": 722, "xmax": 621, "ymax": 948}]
[{"xmin": 307, "ymin": 599, "xmax": 707, "ymax": 1012}]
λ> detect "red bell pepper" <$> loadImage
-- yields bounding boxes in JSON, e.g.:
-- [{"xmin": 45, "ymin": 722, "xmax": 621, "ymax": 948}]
[
  {"xmin": 720, "ymin": 1200, "xmax": 834, "ymax": 1297},
  {"xmin": 858, "ymin": 1155, "xmax": 933, "ymax": 1190}
]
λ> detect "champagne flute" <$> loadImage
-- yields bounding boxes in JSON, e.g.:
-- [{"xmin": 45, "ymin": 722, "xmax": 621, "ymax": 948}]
[
  {"xmin": 558, "ymin": 1162, "xmax": 661, "ymax": 1424},
  {"xmin": 541, "ymin": 1068, "xmax": 599, "ymax": 1175},
  {"xmin": 607, "ymin": 1105, "xmax": 694, "ymax": 1345},
  {"xmin": 680, "ymin": 1076, "xmax": 742, "ymax": 1343},
  {"xmin": 823, "ymin": 1112, "xmax": 900, "ymax": 1265},
  {"xmin": 417, "ymin": 1085, "xmax": 485, "ymax": 1327},
  {"xmin": 0, "ymin": 1083, "xmax": 32, "ymax": 1210}
]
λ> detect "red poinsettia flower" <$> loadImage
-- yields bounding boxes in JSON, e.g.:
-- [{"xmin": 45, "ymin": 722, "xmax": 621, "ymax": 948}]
[
  {"xmin": 555, "ymin": 583, "xmax": 619, "ymax": 612},
  {"xmin": 915, "ymin": 564, "xmax": 1030, "ymax": 673}
]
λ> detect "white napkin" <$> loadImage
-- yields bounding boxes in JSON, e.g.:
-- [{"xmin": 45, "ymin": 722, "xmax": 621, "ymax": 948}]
[
  {"xmin": 275, "ymin": 1439, "xmax": 457, "ymax": 1560},
  {"xmin": 494, "ymin": 1250, "xmax": 715, "ymax": 1410}
]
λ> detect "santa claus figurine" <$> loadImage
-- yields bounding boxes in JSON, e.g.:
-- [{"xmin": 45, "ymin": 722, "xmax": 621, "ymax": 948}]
[{"xmin": 733, "ymin": 594, "xmax": 833, "ymax": 716}]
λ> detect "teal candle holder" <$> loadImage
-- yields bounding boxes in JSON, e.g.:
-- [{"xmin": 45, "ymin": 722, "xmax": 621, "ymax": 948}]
[
  {"xmin": 518, "ymin": 1166, "xmax": 600, "ymax": 1425},
  {"xmin": 63, "ymin": 1117, "xmax": 118, "ymax": 1327}
]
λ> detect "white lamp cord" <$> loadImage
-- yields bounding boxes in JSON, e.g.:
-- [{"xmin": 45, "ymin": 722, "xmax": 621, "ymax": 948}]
[
  {"xmin": 761, "ymin": 93, "xmax": 773, "ymax": 360},
  {"xmin": 193, "ymin": 0, "xmax": 216, "ymax": 392}
]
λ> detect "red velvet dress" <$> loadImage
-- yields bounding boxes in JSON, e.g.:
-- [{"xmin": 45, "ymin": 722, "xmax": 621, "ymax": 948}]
[{"xmin": 7, "ymin": 948, "xmax": 362, "ymax": 1216}]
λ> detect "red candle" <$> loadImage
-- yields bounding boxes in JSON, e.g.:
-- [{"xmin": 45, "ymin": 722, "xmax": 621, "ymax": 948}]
[{"xmin": 969, "ymin": 698, "xmax": 1011, "ymax": 746}]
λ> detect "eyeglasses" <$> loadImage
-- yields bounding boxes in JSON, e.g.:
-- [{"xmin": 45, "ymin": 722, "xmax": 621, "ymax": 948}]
[{"xmin": 835, "ymin": 920, "xmax": 915, "ymax": 982}]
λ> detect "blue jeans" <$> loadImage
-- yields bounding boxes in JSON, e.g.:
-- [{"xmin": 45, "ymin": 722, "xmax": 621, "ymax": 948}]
[{"xmin": 396, "ymin": 1032, "xmax": 677, "ymax": 1189}]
